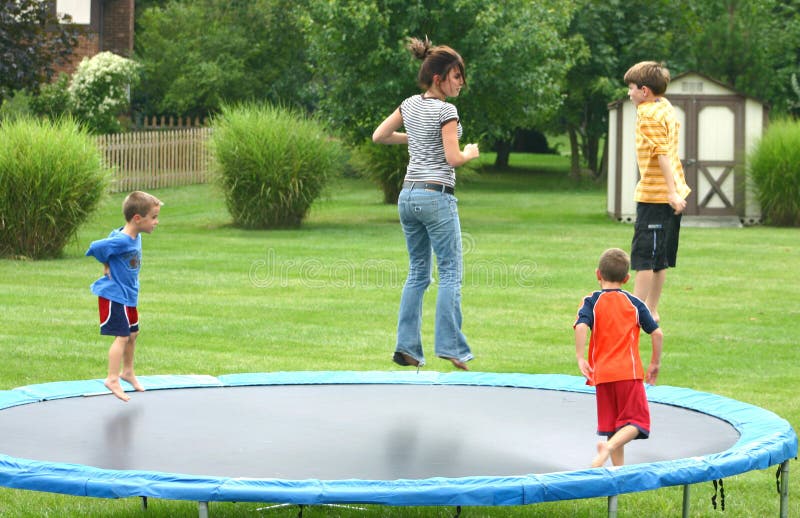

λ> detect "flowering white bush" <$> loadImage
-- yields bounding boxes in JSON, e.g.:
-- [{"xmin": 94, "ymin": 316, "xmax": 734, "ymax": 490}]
[{"xmin": 68, "ymin": 52, "xmax": 140, "ymax": 134}]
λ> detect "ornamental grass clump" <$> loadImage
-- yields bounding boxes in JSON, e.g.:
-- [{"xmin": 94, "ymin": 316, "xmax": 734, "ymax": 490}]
[
  {"xmin": 747, "ymin": 119, "xmax": 800, "ymax": 226},
  {"xmin": 350, "ymin": 140, "xmax": 409, "ymax": 204},
  {"xmin": 350, "ymin": 140, "xmax": 480, "ymax": 204},
  {"xmin": 0, "ymin": 117, "xmax": 110, "ymax": 259},
  {"xmin": 210, "ymin": 104, "xmax": 346, "ymax": 228}
]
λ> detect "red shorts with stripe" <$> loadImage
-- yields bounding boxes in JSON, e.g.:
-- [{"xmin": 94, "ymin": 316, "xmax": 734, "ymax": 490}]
[
  {"xmin": 595, "ymin": 379, "xmax": 650, "ymax": 439},
  {"xmin": 98, "ymin": 297, "xmax": 139, "ymax": 337}
]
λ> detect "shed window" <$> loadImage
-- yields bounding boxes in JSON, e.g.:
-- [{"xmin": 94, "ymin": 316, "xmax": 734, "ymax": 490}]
[{"xmin": 681, "ymin": 81, "xmax": 704, "ymax": 93}]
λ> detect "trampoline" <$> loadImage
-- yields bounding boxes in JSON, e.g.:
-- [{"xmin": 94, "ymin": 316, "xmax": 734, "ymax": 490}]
[{"xmin": 0, "ymin": 371, "xmax": 796, "ymax": 517}]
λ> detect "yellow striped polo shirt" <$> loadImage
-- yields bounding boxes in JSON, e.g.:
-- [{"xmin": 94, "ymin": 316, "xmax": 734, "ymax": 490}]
[{"xmin": 634, "ymin": 98, "xmax": 691, "ymax": 203}]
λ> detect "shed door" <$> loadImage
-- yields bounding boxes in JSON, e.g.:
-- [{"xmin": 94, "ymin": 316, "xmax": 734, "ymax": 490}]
[{"xmin": 671, "ymin": 96, "xmax": 745, "ymax": 216}]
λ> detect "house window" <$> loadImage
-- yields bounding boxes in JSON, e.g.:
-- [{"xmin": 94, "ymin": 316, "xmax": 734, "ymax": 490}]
[{"xmin": 56, "ymin": 0, "xmax": 91, "ymax": 25}]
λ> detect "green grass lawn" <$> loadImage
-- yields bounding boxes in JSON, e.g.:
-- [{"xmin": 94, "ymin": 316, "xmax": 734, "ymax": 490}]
[{"xmin": 1, "ymin": 153, "xmax": 798, "ymax": 517}]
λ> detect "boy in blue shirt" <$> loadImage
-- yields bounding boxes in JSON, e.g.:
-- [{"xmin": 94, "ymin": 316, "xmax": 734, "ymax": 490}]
[{"xmin": 86, "ymin": 191, "xmax": 162, "ymax": 401}]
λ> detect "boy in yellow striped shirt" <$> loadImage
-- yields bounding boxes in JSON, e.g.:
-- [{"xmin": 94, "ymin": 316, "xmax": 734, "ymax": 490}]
[{"xmin": 623, "ymin": 61, "xmax": 691, "ymax": 322}]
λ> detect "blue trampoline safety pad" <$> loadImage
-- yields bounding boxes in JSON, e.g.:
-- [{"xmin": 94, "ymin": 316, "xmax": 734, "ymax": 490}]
[{"xmin": 0, "ymin": 371, "xmax": 796, "ymax": 506}]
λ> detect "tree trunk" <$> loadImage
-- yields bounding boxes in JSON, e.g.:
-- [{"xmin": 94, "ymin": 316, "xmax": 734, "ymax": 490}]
[
  {"xmin": 568, "ymin": 127, "xmax": 581, "ymax": 178},
  {"xmin": 494, "ymin": 140, "xmax": 511, "ymax": 168},
  {"xmin": 597, "ymin": 137, "xmax": 608, "ymax": 182},
  {"xmin": 585, "ymin": 134, "xmax": 599, "ymax": 177}
]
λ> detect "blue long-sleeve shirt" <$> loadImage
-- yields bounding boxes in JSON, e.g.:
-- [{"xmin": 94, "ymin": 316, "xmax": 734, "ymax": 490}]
[{"xmin": 85, "ymin": 228, "xmax": 142, "ymax": 306}]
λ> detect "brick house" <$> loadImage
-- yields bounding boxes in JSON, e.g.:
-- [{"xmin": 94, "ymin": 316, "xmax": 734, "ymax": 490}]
[{"xmin": 52, "ymin": 0, "xmax": 134, "ymax": 76}]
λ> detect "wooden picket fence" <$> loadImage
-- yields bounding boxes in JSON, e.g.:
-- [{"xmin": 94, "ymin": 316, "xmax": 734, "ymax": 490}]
[
  {"xmin": 135, "ymin": 115, "xmax": 208, "ymax": 130},
  {"xmin": 96, "ymin": 127, "xmax": 212, "ymax": 193}
]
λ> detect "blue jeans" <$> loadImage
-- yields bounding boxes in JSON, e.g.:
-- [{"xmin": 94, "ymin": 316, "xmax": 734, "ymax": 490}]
[{"xmin": 396, "ymin": 187, "xmax": 472, "ymax": 366}]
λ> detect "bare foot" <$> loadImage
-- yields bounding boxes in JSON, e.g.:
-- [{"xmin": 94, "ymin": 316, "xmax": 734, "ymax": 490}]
[
  {"xmin": 591, "ymin": 441, "xmax": 610, "ymax": 468},
  {"xmin": 121, "ymin": 373, "xmax": 145, "ymax": 392},
  {"xmin": 445, "ymin": 357, "xmax": 469, "ymax": 371},
  {"xmin": 104, "ymin": 378, "xmax": 131, "ymax": 402}
]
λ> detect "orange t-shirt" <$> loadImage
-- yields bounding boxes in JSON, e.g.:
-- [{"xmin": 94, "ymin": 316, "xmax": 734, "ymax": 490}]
[{"xmin": 574, "ymin": 289, "xmax": 659, "ymax": 385}]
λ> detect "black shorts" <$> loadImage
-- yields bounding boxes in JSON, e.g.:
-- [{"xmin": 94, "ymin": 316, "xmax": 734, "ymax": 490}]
[{"xmin": 631, "ymin": 203, "xmax": 682, "ymax": 271}]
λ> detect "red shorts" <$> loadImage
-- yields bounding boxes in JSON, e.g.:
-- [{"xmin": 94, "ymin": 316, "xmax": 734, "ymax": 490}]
[
  {"xmin": 98, "ymin": 297, "xmax": 139, "ymax": 337},
  {"xmin": 595, "ymin": 379, "xmax": 650, "ymax": 439}
]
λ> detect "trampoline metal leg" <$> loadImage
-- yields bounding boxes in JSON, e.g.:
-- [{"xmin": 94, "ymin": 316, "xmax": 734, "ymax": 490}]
[
  {"xmin": 141, "ymin": 496, "xmax": 148, "ymax": 511},
  {"xmin": 198, "ymin": 501, "xmax": 209, "ymax": 518},
  {"xmin": 607, "ymin": 495, "xmax": 618, "ymax": 518},
  {"xmin": 682, "ymin": 484, "xmax": 690, "ymax": 518},
  {"xmin": 780, "ymin": 460, "xmax": 790, "ymax": 518}
]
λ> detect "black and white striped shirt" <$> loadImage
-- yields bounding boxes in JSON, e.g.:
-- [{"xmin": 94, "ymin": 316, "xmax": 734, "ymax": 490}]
[{"xmin": 399, "ymin": 94, "xmax": 463, "ymax": 187}]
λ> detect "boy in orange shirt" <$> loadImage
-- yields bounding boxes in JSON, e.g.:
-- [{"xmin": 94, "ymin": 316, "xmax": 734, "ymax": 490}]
[{"xmin": 574, "ymin": 248, "xmax": 663, "ymax": 467}]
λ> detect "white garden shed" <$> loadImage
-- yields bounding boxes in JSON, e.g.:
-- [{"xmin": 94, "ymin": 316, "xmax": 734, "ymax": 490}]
[{"xmin": 607, "ymin": 72, "xmax": 767, "ymax": 225}]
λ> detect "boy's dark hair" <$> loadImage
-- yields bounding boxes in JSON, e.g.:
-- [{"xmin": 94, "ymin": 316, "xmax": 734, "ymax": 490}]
[
  {"xmin": 408, "ymin": 36, "xmax": 466, "ymax": 90},
  {"xmin": 598, "ymin": 248, "xmax": 630, "ymax": 283},
  {"xmin": 123, "ymin": 191, "xmax": 163, "ymax": 222},
  {"xmin": 623, "ymin": 61, "xmax": 670, "ymax": 96}
]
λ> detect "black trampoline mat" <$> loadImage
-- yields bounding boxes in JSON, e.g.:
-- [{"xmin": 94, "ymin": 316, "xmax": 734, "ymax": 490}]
[{"xmin": 0, "ymin": 384, "xmax": 740, "ymax": 479}]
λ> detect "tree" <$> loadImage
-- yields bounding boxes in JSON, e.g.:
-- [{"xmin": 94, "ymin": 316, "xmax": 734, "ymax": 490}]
[
  {"xmin": 306, "ymin": 0, "xmax": 585, "ymax": 167},
  {"xmin": 686, "ymin": 0, "xmax": 800, "ymax": 116},
  {"xmin": 554, "ymin": 0, "xmax": 697, "ymax": 179},
  {"xmin": 133, "ymin": 0, "xmax": 312, "ymax": 119},
  {"xmin": 0, "ymin": 0, "xmax": 79, "ymax": 100},
  {"xmin": 455, "ymin": 0, "xmax": 586, "ymax": 167},
  {"xmin": 555, "ymin": 0, "xmax": 800, "ymax": 180}
]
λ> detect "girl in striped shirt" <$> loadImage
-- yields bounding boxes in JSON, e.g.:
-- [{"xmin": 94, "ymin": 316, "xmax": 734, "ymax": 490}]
[{"xmin": 373, "ymin": 37, "xmax": 480, "ymax": 370}]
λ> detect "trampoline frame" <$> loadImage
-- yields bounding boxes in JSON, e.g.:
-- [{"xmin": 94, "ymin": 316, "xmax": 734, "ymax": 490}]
[{"xmin": 0, "ymin": 371, "xmax": 796, "ymax": 517}]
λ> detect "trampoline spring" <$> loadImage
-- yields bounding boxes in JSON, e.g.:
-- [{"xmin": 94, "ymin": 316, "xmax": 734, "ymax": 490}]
[
  {"xmin": 711, "ymin": 479, "xmax": 726, "ymax": 511},
  {"xmin": 711, "ymin": 480, "xmax": 717, "ymax": 510}
]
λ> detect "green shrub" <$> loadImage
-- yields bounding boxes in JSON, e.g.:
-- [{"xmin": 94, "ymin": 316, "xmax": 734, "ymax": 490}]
[
  {"xmin": 0, "ymin": 91, "xmax": 34, "ymax": 122},
  {"xmin": 0, "ymin": 117, "xmax": 110, "ymax": 259},
  {"xmin": 349, "ymin": 140, "xmax": 409, "ymax": 204},
  {"xmin": 68, "ymin": 52, "xmax": 141, "ymax": 134},
  {"xmin": 29, "ymin": 74, "xmax": 71, "ymax": 120},
  {"xmin": 210, "ymin": 104, "xmax": 346, "ymax": 229},
  {"xmin": 748, "ymin": 119, "xmax": 800, "ymax": 226}
]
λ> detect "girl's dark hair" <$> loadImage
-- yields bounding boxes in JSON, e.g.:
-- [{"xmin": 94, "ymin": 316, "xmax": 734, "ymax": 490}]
[{"xmin": 407, "ymin": 36, "xmax": 466, "ymax": 90}]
